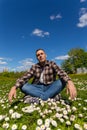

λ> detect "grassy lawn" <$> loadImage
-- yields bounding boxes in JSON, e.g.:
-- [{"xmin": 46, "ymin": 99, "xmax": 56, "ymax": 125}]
[{"xmin": 0, "ymin": 73, "xmax": 87, "ymax": 130}]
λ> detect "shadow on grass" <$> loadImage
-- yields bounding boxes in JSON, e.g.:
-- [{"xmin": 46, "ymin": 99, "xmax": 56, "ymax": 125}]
[{"xmin": 10, "ymin": 100, "xmax": 22, "ymax": 107}]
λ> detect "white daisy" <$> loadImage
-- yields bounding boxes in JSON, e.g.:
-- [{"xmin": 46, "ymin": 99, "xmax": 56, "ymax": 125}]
[
  {"xmin": 11, "ymin": 124, "xmax": 18, "ymax": 130},
  {"xmin": 36, "ymin": 126, "xmax": 41, "ymax": 130},
  {"xmin": 5, "ymin": 117, "xmax": 10, "ymax": 121},
  {"xmin": 78, "ymin": 113, "xmax": 83, "ymax": 118},
  {"xmin": 46, "ymin": 127, "xmax": 51, "ymax": 130},
  {"xmin": 63, "ymin": 110, "xmax": 68, "ymax": 115},
  {"xmin": 22, "ymin": 125, "xmax": 27, "ymax": 130},
  {"xmin": 40, "ymin": 124, "xmax": 45, "ymax": 130},
  {"xmin": 84, "ymin": 123, "xmax": 87, "ymax": 130},
  {"xmin": 0, "ymin": 115, "xmax": 6, "ymax": 121},
  {"xmin": 9, "ymin": 109, "xmax": 14, "ymax": 115},
  {"xmin": 51, "ymin": 120, "xmax": 57, "ymax": 127},
  {"xmin": 70, "ymin": 115, "xmax": 75, "ymax": 121},
  {"xmin": 14, "ymin": 106, "xmax": 18, "ymax": 109},
  {"xmin": 74, "ymin": 123, "xmax": 82, "ymax": 130},
  {"xmin": 66, "ymin": 121, "xmax": 71, "ymax": 126},
  {"xmin": 37, "ymin": 119, "xmax": 43, "ymax": 126},
  {"xmin": 2, "ymin": 123, "xmax": 9, "ymax": 129},
  {"xmin": 72, "ymin": 106, "xmax": 77, "ymax": 111}
]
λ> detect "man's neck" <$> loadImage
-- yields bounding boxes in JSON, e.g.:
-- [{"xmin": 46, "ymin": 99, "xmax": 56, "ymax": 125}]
[{"xmin": 39, "ymin": 61, "xmax": 45, "ymax": 67}]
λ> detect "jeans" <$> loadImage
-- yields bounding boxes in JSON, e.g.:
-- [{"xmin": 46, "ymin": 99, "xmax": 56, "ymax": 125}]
[{"xmin": 21, "ymin": 79, "xmax": 66, "ymax": 100}]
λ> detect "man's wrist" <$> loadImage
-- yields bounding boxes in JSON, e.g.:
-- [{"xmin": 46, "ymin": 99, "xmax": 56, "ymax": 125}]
[
  {"xmin": 67, "ymin": 79, "xmax": 72, "ymax": 84},
  {"xmin": 13, "ymin": 86, "xmax": 17, "ymax": 89}
]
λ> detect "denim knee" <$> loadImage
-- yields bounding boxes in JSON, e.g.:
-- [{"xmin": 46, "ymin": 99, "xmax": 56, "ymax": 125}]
[{"xmin": 40, "ymin": 95, "xmax": 48, "ymax": 101}]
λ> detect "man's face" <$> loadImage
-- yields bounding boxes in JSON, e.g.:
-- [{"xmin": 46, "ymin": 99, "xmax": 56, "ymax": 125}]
[{"xmin": 36, "ymin": 50, "xmax": 46, "ymax": 63}]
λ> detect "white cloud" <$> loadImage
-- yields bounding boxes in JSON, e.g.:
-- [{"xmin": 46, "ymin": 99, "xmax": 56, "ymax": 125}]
[
  {"xmin": 80, "ymin": 0, "xmax": 86, "ymax": 3},
  {"xmin": 0, "ymin": 57, "xmax": 12, "ymax": 72},
  {"xmin": 55, "ymin": 55, "xmax": 69, "ymax": 60},
  {"xmin": 0, "ymin": 57, "xmax": 7, "ymax": 65},
  {"xmin": 16, "ymin": 66, "xmax": 26, "ymax": 71},
  {"xmin": 0, "ymin": 57, "xmax": 4, "ymax": 60},
  {"xmin": 77, "ymin": 8, "xmax": 87, "ymax": 27},
  {"xmin": 79, "ymin": 8, "xmax": 87, "ymax": 15},
  {"xmin": 50, "ymin": 13, "xmax": 62, "ymax": 20},
  {"xmin": 50, "ymin": 15, "xmax": 55, "ymax": 20},
  {"xmin": 19, "ymin": 58, "xmax": 34, "ymax": 66},
  {"xmin": 0, "ymin": 60, "xmax": 7, "ymax": 65},
  {"xmin": 16, "ymin": 58, "xmax": 35, "ymax": 71},
  {"xmin": 32, "ymin": 28, "xmax": 50, "ymax": 37}
]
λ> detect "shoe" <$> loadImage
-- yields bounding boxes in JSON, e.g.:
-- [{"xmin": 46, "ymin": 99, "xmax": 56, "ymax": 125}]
[
  {"xmin": 23, "ymin": 95, "xmax": 31, "ymax": 103},
  {"xmin": 23, "ymin": 95, "xmax": 40, "ymax": 104},
  {"xmin": 53, "ymin": 94, "xmax": 61, "ymax": 101}
]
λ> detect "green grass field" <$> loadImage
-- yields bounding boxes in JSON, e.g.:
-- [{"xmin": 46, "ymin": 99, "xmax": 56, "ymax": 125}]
[{"xmin": 0, "ymin": 73, "xmax": 87, "ymax": 130}]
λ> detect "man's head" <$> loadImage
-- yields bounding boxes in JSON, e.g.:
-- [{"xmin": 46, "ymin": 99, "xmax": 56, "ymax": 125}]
[{"xmin": 36, "ymin": 49, "xmax": 47, "ymax": 63}]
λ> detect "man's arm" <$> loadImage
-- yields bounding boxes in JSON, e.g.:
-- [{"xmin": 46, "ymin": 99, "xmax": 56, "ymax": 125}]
[
  {"xmin": 8, "ymin": 86, "xmax": 17, "ymax": 103},
  {"xmin": 51, "ymin": 61, "xmax": 77, "ymax": 100},
  {"xmin": 66, "ymin": 80, "xmax": 77, "ymax": 100},
  {"xmin": 8, "ymin": 66, "xmax": 35, "ymax": 103}
]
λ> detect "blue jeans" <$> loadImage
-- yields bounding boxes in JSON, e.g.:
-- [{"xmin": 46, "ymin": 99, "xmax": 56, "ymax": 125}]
[{"xmin": 21, "ymin": 80, "xmax": 66, "ymax": 100}]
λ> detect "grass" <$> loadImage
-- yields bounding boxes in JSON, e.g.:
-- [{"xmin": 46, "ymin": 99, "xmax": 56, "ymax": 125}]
[{"xmin": 0, "ymin": 73, "xmax": 87, "ymax": 130}]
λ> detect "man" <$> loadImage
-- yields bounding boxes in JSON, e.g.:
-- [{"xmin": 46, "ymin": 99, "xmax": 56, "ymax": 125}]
[{"xmin": 8, "ymin": 49, "xmax": 77, "ymax": 103}]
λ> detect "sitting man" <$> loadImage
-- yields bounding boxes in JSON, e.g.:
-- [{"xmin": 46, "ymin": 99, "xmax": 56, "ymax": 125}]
[{"xmin": 8, "ymin": 49, "xmax": 77, "ymax": 103}]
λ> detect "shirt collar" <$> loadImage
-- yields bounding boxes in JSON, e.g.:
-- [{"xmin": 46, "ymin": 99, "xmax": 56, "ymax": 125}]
[{"xmin": 36, "ymin": 60, "xmax": 50, "ymax": 67}]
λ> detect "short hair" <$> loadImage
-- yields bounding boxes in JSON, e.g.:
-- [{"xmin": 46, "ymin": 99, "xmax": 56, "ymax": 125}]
[{"xmin": 36, "ymin": 48, "xmax": 45, "ymax": 55}]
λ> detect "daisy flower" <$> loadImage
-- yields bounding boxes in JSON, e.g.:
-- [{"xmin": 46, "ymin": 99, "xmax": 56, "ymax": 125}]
[
  {"xmin": 5, "ymin": 117, "xmax": 10, "ymax": 121},
  {"xmin": 45, "ymin": 121, "xmax": 50, "ymax": 128},
  {"xmin": 2, "ymin": 123, "xmax": 9, "ymax": 129},
  {"xmin": 63, "ymin": 110, "xmax": 68, "ymax": 115},
  {"xmin": 46, "ymin": 128, "xmax": 51, "ymax": 130},
  {"xmin": 45, "ymin": 118, "xmax": 50, "ymax": 124},
  {"xmin": 66, "ymin": 121, "xmax": 71, "ymax": 126},
  {"xmin": 36, "ymin": 126, "xmax": 41, "ymax": 130},
  {"xmin": 40, "ymin": 124, "xmax": 45, "ymax": 130},
  {"xmin": 59, "ymin": 118, "xmax": 64, "ymax": 123},
  {"xmin": 11, "ymin": 124, "xmax": 18, "ymax": 130},
  {"xmin": 22, "ymin": 125, "xmax": 27, "ymax": 130},
  {"xmin": 11, "ymin": 112, "xmax": 22, "ymax": 119},
  {"xmin": 14, "ymin": 106, "xmax": 18, "ymax": 109},
  {"xmin": 9, "ymin": 109, "xmax": 14, "ymax": 115},
  {"xmin": 0, "ymin": 115, "xmax": 6, "ymax": 121},
  {"xmin": 78, "ymin": 114, "xmax": 83, "ymax": 118},
  {"xmin": 84, "ymin": 123, "xmax": 87, "ymax": 130},
  {"xmin": 37, "ymin": 119, "xmax": 43, "ymax": 126},
  {"xmin": 74, "ymin": 123, "xmax": 82, "ymax": 130},
  {"xmin": 70, "ymin": 115, "xmax": 75, "ymax": 122},
  {"xmin": 72, "ymin": 106, "xmax": 77, "ymax": 112},
  {"xmin": 51, "ymin": 120, "xmax": 57, "ymax": 127}
]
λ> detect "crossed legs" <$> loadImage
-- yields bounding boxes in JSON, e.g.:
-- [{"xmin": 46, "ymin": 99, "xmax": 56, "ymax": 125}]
[{"xmin": 21, "ymin": 80, "xmax": 66, "ymax": 100}]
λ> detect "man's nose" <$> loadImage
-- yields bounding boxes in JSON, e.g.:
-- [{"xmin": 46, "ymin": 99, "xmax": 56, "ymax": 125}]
[{"xmin": 40, "ymin": 54, "xmax": 42, "ymax": 57}]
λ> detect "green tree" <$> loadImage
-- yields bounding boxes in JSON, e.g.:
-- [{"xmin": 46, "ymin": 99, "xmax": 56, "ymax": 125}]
[
  {"xmin": 61, "ymin": 48, "xmax": 87, "ymax": 73},
  {"xmin": 61, "ymin": 59, "xmax": 73, "ymax": 74}
]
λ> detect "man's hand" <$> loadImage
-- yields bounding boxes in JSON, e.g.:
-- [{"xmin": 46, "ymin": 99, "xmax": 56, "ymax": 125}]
[
  {"xmin": 66, "ymin": 80, "xmax": 77, "ymax": 100},
  {"xmin": 8, "ymin": 86, "xmax": 17, "ymax": 103}
]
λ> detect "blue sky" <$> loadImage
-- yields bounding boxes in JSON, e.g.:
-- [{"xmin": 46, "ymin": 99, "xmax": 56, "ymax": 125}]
[{"xmin": 0, "ymin": 0, "xmax": 87, "ymax": 72}]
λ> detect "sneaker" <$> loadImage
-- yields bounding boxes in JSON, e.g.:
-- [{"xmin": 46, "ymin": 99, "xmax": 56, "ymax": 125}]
[
  {"xmin": 23, "ymin": 95, "xmax": 31, "ymax": 103},
  {"xmin": 23, "ymin": 95, "xmax": 40, "ymax": 104},
  {"xmin": 53, "ymin": 94, "xmax": 61, "ymax": 101}
]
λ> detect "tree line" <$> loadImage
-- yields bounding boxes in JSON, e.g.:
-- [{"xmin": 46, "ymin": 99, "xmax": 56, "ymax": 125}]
[{"xmin": 61, "ymin": 48, "xmax": 87, "ymax": 74}]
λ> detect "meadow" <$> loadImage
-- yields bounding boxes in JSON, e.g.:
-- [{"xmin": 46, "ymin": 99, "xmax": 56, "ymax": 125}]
[{"xmin": 0, "ymin": 73, "xmax": 87, "ymax": 130}]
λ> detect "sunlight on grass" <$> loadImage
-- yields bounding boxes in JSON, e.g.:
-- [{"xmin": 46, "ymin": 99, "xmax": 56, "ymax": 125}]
[{"xmin": 0, "ymin": 74, "xmax": 87, "ymax": 130}]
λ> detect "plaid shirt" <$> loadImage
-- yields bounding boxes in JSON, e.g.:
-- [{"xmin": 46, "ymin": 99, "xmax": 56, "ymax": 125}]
[{"xmin": 15, "ymin": 60, "xmax": 71, "ymax": 88}]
